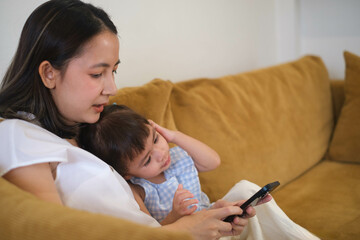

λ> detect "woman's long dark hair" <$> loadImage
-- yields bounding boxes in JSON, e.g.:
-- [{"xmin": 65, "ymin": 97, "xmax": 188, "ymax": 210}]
[{"xmin": 0, "ymin": 0, "xmax": 117, "ymax": 138}]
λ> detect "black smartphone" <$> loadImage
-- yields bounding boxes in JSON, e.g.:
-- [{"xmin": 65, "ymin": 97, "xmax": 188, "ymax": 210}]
[{"xmin": 223, "ymin": 181, "xmax": 280, "ymax": 222}]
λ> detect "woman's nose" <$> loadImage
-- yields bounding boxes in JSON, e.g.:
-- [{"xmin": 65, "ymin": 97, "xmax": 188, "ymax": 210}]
[{"xmin": 102, "ymin": 74, "xmax": 117, "ymax": 96}]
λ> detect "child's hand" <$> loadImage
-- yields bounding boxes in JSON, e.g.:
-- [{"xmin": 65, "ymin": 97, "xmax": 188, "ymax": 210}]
[
  {"xmin": 171, "ymin": 184, "xmax": 198, "ymax": 219},
  {"xmin": 160, "ymin": 184, "xmax": 199, "ymax": 225},
  {"xmin": 148, "ymin": 120, "xmax": 176, "ymax": 142}
]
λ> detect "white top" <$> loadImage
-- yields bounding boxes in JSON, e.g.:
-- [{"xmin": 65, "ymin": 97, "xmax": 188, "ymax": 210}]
[{"xmin": 0, "ymin": 119, "xmax": 160, "ymax": 227}]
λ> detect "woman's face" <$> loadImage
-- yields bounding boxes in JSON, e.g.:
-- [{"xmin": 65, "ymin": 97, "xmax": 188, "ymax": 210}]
[{"xmin": 50, "ymin": 30, "xmax": 119, "ymax": 124}]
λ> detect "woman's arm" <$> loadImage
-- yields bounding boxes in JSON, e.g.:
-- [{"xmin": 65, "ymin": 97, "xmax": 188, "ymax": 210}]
[
  {"xmin": 3, "ymin": 160, "xmax": 252, "ymax": 240},
  {"xmin": 3, "ymin": 163, "xmax": 63, "ymax": 205},
  {"xmin": 150, "ymin": 121, "xmax": 220, "ymax": 172}
]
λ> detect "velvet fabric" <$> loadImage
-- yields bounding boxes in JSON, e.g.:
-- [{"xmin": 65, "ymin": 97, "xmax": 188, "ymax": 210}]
[
  {"xmin": 169, "ymin": 56, "xmax": 333, "ymax": 201},
  {"xmin": 0, "ymin": 178, "xmax": 191, "ymax": 240},
  {"xmin": 273, "ymin": 161, "xmax": 360, "ymax": 240},
  {"xmin": 109, "ymin": 79, "xmax": 177, "ymax": 131},
  {"xmin": 1, "ymin": 55, "xmax": 358, "ymax": 240},
  {"xmin": 328, "ymin": 51, "xmax": 360, "ymax": 163}
]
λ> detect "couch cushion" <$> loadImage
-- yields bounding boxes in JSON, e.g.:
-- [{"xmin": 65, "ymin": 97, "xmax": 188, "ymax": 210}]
[
  {"xmin": 273, "ymin": 161, "xmax": 360, "ymax": 240},
  {"xmin": 170, "ymin": 56, "xmax": 333, "ymax": 201},
  {"xmin": 329, "ymin": 80, "xmax": 345, "ymax": 125},
  {"xmin": 110, "ymin": 79, "xmax": 177, "ymax": 131},
  {"xmin": 0, "ymin": 178, "xmax": 191, "ymax": 240},
  {"xmin": 328, "ymin": 51, "xmax": 360, "ymax": 163}
]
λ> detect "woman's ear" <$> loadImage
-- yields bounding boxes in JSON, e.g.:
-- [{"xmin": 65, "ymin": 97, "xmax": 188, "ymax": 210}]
[{"xmin": 38, "ymin": 60, "xmax": 59, "ymax": 89}]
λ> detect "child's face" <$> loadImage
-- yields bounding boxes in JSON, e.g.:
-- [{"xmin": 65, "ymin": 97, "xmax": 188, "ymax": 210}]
[{"xmin": 126, "ymin": 125, "xmax": 171, "ymax": 181}]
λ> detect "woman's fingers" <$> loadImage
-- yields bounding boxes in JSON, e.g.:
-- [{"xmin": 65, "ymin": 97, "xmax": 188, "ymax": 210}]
[
  {"xmin": 220, "ymin": 212, "xmax": 249, "ymax": 237},
  {"xmin": 212, "ymin": 205, "xmax": 243, "ymax": 222}
]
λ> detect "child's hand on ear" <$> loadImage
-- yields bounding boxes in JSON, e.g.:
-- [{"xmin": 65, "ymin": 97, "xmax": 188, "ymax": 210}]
[{"xmin": 148, "ymin": 120, "xmax": 176, "ymax": 142}]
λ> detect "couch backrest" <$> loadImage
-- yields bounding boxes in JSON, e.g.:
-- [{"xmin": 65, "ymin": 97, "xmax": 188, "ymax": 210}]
[
  {"xmin": 111, "ymin": 55, "xmax": 334, "ymax": 201},
  {"xmin": 110, "ymin": 79, "xmax": 177, "ymax": 131},
  {"xmin": 330, "ymin": 80, "xmax": 345, "ymax": 125}
]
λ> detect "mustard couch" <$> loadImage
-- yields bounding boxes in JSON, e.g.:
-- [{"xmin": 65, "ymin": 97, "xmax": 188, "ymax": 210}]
[{"xmin": 1, "ymin": 53, "xmax": 359, "ymax": 240}]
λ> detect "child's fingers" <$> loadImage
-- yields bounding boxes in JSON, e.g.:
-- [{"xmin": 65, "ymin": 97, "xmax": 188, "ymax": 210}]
[
  {"xmin": 174, "ymin": 188, "xmax": 194, "ymax": 198},
  {"xmin": 147, "ymin": 119, "xmax": 156, "ymax": 128},
  {"xmin": 174, "ymin": 191, "xmax": 195, "ymax": 205},
  {"xmin": 176, "ymin": 198, "xmax": 198, "ymax": 215},
  {"xmin": 174, "ymin": 184, "xmax": 192, "ymax": 197},
  {"xmin": 148, "ymin": 121, "xmax": 174, "ymax": 141},
  {"xmin": 180, "ymin": 198, "xmax": 199, "ymax": 209},
  {"xmin": 181, "ymin": 204, "xmax": 198, "ymax": 215},
  {"xmin": 148, "ymin": 119, "xmax": 162, "ymax": 131}
]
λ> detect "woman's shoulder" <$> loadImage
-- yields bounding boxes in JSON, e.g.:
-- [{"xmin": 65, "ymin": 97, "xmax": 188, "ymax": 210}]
[
  {"xmin": 0, "ymin": 118, "xmax": 64, "ymax": 143},
  {"xmin": 0, "ymin": 118, "xmax": 39, "ymax": 131},
  {"xmin": 0, "ymin": 119, "xmax": 69, "ymax": 176}
]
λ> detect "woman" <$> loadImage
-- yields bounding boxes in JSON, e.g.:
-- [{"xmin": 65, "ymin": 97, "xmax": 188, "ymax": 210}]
[{"xmin": 0, "ymin": 1, "xmax": 254, "ymax": 239}]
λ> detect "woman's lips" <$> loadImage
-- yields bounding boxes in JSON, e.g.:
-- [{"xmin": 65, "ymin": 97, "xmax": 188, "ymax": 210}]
[{"xmin": 93, "ymin": 104, "xmax": 104, "ymax": 113}]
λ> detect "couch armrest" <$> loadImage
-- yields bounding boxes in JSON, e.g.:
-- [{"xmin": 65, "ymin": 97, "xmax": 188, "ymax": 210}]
[
  {"xmin": 0, "ymin": 178, "xmax": 192, "ymax": 240},
  {"xmin": 330, "ymin": 80, "xmax": 345, "ymax": 124}
]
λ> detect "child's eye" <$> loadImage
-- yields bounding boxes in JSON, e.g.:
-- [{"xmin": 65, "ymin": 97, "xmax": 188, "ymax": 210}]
[
  {"xmin": 144, "ymin": 156, "xmax": 151, "ymax": 166},
  {"xmin": 154, "ymin": 134, "xmax": 159, "ymax": 144}
]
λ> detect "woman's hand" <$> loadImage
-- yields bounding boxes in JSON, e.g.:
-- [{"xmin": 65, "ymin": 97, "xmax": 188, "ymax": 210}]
[
  {"xmin": 163, "ymin": 203, "xmax": 246, "ymax": 240},
  {"xmin": 211, "ymin": 199, "xmax": 255, "ymax": 236},
  {"xmin": 255, "ymin": 194, "xmax": 272, "ymax": 206}
]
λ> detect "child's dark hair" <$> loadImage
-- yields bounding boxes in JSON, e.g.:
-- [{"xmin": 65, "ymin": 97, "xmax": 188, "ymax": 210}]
[{"xmin": 78, "ymin": 105, "xmax": 150, "ymax": 177}]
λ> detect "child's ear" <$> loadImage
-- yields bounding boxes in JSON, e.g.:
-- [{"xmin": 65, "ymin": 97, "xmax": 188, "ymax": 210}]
[{"xmin": 38, "ymin": 60, "xmax": 60, "ymax": 89}]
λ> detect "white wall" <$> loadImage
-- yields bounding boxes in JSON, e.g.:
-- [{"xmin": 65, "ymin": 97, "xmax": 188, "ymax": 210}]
[
  {"xmin": 0, "ymin": 0, "xmax": 359, "ymax": 88},
  {"xmin": 299, "ymin": 0, "xmax": 360, "ymax": 79},
  {"xmin": 103, "ymin": 0, "xmax": 279, "ymax": 87}
]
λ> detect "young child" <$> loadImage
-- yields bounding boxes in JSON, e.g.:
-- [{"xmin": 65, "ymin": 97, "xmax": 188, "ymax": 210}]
[
  {"xmin": 78, "ymin": 104, "xmax": 221, "ymax": 225},
  {"xmin": 79, "ymin": 104, "xmax": 320, "ymax": 240}
]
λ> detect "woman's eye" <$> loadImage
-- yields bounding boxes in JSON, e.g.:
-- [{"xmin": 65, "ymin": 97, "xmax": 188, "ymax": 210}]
[
  {"xmin": 144, "ymin": 157, "xmax": 151, "ymax": 166},
  {"xmin": 154, "ymin": 134, "xmax": 159, "ymax": 144},
  {"xmin": 112, "ymin": 69, "xmax": 117, "ymax": 74},
  {"xmin": 91, "ymin": 73, "xmax": 102, "ymax": 78}
]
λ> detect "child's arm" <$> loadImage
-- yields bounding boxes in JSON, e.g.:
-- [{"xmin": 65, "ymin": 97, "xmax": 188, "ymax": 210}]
[
  {"xmin": 129, "ymin": 182, "xmax": 151, "ymax": 216},
  {"xmin": 150, "ymin": 120, "xmax": 220, "ymax": 172},
  {"xmin": 160, "ymin": 184, "xmax": 198, "ymax": 225}
]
